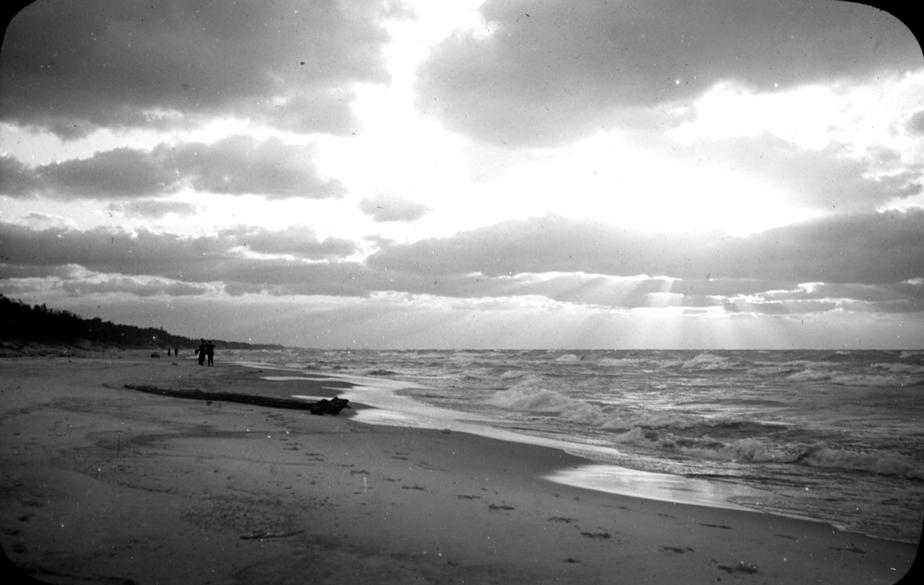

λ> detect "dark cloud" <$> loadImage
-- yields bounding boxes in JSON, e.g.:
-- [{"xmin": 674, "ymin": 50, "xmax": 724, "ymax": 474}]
[
  {"xmin": 359, "ymin": 194, "xmax": 428, "ymax": 222},
  {"xmin": 0, "ymin": 222, "xmax": 360, "ymax": 285},
  {"xmin": 2, "ymin": 210, "xmax": 922, "ymax": 312},
  {"xmin": 38, "ymin": 148, "xmax": 177, "ymax": 198},
  {"xmin": 368, "ymin": 211, "xmax": 924, "ymax": 285},
  {"xmin": 221, "ymin": 225, "xmax": 357, "ymax": 258},
  {"xmin": 0, "ymin": 155, "xmax": 35, "ymax": 195},
  {"xmin": 59, "ymin": 276, "xmax": 212, "ymax": 298},
  {"xmin": 166, "ymin": 136, "xmax": 346, "ymax": 199},
  {"xmin": 1, "ymin": 0, "xmax": 392, "ymax": 137},
  {"xmin": 1, "ymin": 135, "xmax": 344, "ymax": 199},
  {"xmin": 417, "ymin": 0, "xmax": 921, "ymax": 145}
]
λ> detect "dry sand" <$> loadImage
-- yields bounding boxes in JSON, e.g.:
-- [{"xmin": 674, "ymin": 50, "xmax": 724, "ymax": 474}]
[{"xmin": 0, "ymin": 353, "xmax": 919, "ymax": 584}]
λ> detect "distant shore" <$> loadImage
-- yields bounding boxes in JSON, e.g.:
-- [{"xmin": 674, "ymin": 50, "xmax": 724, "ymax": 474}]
[{"xmin": 0, "ymin": 352, "xmax": 917, "ymax": 584}]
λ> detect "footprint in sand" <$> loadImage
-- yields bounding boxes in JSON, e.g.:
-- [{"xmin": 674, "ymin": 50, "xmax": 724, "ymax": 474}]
[
  {"xmin": 830, "ymin": 542, "xmax": 864, "ymax": 554},
  {"xmin": 660, "ymin": 545, "xmax": 695, "ymax": 554},
  {"xmin": 488, "ymin": 503, "xmax": 515, "ymax": 512},
  {"xmin": 717, "ymin": 561, "xmax": 759, "ymax": 575},
  {"xmin": 579, "ymin": 531, "xmax": 612, "ymax": 539}
]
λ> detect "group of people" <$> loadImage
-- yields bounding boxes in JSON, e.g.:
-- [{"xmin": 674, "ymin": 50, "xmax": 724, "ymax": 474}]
[{"xmin": 196, "ymin": 339, "xmax": 215, "ymax": 366}]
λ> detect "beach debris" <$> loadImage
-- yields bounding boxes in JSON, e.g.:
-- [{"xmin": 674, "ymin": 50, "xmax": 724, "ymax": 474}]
[
  {"xmin": 488, "ymin": 503, "xmax": 515, "ymax": 511},
  {"xmin": 122, "ymin": 384, "xmax": 351, "ymax": 416},
  {"xmin": 307, "ymin": 397, "xmax": 351, "ymax": 415},
  {"xmin": 830, "ymin": 541, "xmax": 865, "ymax": 554},
  {"xmin": 579, "ymin": 531, "xmax": 612, "ymax": 539}
]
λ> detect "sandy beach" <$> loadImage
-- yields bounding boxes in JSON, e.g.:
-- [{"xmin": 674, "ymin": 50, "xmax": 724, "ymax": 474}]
[{"xmin": 0, "ymin": 353, "xmax": 918, "ymax": 584}]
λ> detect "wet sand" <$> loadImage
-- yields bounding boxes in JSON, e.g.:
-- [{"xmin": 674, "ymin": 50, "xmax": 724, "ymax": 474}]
[{"xmin": 0, "ymin": 353, "xmax": 918, "ymax": 584}]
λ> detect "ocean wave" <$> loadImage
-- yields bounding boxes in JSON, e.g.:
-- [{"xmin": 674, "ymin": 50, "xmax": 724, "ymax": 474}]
[
  {"xmin": 492, "ymin": 377, "xmax": 794, "ymax": 436},
  {"xmin": 612, "ymin": 431, "xmax": 924, "ymax": 479},
  {"xmin": 830, "ymin": 373, "xmax": 924, "ymax": 387},
  {"xmin": 871, "ymin": 362, "xmax": 924, "ymax": 374},
  {"xmin": 788, "ymin": 368, "xmax": 924, "ymax": 386},
  {"xmin": 799, "ymin": 446, "xmax": 924, "ymax": 478},
  {"xmin": 365, "ymin": 369, "xmax": 397, "ymax": 376},
  {"xmin": 597, "ymin": 357, "xmax": 645, "ymax": 367},
  {"xmin": 679, "ymin": 353, "xmax": 738, "ymax": 370},
  {"xmin": 554, "ymin": 353, "xmax": 583, "ymax": 363},
  {"xmin": 490, "ymin": 378, "xmax": 609, "ymax": 425}
]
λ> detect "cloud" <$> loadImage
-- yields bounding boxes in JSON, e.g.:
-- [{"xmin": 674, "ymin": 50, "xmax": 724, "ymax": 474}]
[
  {"xmin": 221, "ymin": 225, "xmax": 358, "ymax": 258},
  {"xmin": 59, "ymin": 275, "xmax": 214, "ymax": 298},
  {"xmin": 1, "ymin": 135, "xmax": 345, "ymax": 199},
  {"xmin": 416, "ymin": 0, "xmax": 920, "ymax": 145},
  {"xmin": 668, "ymin": 135, "xmax": 919, "ymax": 211},
  {"xmin": 0, "ymin": 222, "xmax": 361, "ymax": 282},
  {"xmin": 359, "ymin": 193, "xmax": 428, "ymax": 222},
  {"xmin": 166, "ymin": 136, "xmax": 346, "ymax": 199},
  {"xmin": 367, "ymin": 211, "xmax": 924, "ymax": 285},
  {"xmin": 909, "ymin": 110, "xmax": 924, "ymax": 134},
  {"xmin": 37, "ymin": 148, "xmax": 177, "ymax": 198},
  {"xmin": 2, "ymin": 210, "xmax": 922, "ymax": 314},
  {"xmin": 1, "ymin": 0, "xmax": 393, "ymax": 137},
  {"xmin": 0, "ymin": 155, "xmax": 35, "ymax": 195},
  {"xmin": 108, "ymin": 199, "xmax": 198, "ymax": 219}
]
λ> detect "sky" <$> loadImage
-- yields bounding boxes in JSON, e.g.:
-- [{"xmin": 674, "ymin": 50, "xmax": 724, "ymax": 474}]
[{"xmin": 1, "ymin": 0, "xmax": 923, "ymax": 349}]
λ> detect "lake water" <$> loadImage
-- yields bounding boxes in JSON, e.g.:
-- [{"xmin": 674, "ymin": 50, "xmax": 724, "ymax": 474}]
[{"xmin": 231, "ymin": 348, "xmax": 924, "ymax": 543}]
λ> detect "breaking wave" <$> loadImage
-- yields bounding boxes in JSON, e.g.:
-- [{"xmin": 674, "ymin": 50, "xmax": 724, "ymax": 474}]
[
  {"xmin": 679, "ymin": 353, "xmax": 738, "ymax": 370},
  {"xmin": 610, "ymin": 431, "xmax": 924, "ymax": 479},
  {"xmin": 787, "ymin": 368, "xmax": 924, "ymax": 386}
]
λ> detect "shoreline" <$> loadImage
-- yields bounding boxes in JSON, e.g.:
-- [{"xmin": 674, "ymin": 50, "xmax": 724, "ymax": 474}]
[
  {"xmin": 237, "ymin": 358, "xmax": 922, "ymax": 546},
  {"xmin": 1, "ymin": 353, "xmax": 918, "ymax": 584}
]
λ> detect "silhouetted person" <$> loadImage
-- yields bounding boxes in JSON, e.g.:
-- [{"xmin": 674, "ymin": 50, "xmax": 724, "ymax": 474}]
[
  {"xmin": 197, "ymin": 339, "xmax": 206, "ymax": 366},
  {"xmin": 206, "ymin": 341, "xmax": 215, "ymax": 366}
]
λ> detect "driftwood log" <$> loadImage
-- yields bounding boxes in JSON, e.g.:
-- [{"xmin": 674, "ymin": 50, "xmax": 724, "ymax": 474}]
[{"xmin": 123, "ymin": 384, "xmax": 351, "ymax": 415}]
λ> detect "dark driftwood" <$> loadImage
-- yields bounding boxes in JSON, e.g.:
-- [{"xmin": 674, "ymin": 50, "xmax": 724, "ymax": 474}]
[{"xmin": 123, "ymin": 384, "xmax": 351, "ymax": 415}]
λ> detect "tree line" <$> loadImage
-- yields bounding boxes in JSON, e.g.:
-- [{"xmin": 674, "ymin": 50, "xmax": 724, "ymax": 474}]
[{"xmin": 0, "ymin": 294, "xmax": 283, "ymax": 351}]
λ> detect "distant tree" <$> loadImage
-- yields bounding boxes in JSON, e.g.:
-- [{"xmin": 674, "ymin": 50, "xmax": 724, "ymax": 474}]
[{"xmin": 0, "ymin": 294, "xmax": 282, "ymax": 350}]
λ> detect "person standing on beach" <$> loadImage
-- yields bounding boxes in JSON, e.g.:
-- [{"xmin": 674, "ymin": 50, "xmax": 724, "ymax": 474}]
[
  {"xmin": 206, "ymin": 341, "xmax": 215, "ymax": 366},
  {"xmin": 197, "ymin": 339, "xmax": 206, "ymax": 366}
]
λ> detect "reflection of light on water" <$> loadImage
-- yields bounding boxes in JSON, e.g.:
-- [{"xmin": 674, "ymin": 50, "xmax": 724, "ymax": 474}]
[
  {"xmin": 545, "ymin": 464, "xmax": 761, "ymax": 511},
  {"xmin": 351, "ymin": 408, "xmax": 431, "ymax": 428}
]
